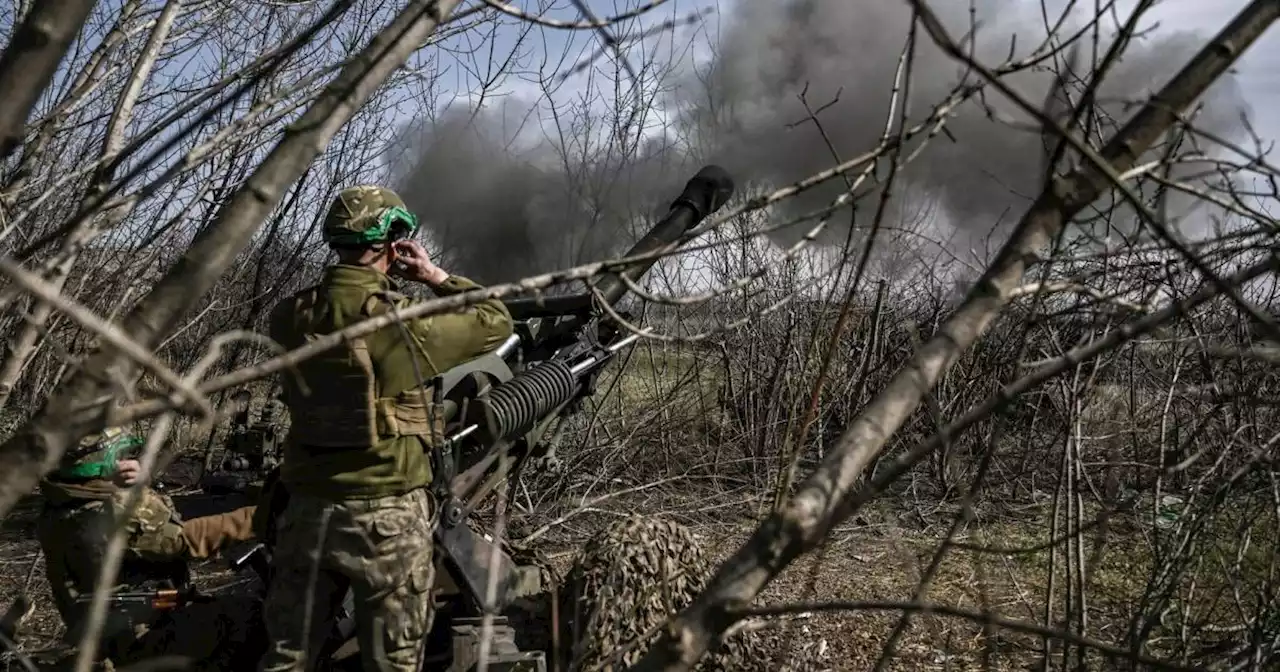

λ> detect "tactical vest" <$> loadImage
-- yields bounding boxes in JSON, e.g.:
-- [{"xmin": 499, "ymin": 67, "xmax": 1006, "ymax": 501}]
[{"xmin": 286, "ymin": 288, "xmax": 446, "ymax": 449}]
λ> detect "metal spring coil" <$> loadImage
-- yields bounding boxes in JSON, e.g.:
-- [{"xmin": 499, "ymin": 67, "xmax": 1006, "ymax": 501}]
[{"xmin": 481, "ymin": 359, "xmax": 577, "ymax": 439}]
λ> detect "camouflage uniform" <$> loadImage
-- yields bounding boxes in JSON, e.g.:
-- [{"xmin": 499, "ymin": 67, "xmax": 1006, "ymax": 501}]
[
  {"xmin": 37, "ymin": 427, "xmax": 258, "ymax": 651},
  {"xmin": 258, "ymin": 185, "xmax": 513, "ymax": 672}
]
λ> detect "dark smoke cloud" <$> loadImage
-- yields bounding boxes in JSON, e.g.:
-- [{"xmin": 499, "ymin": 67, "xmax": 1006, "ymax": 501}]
[
  {"xmin": 675, "ymin": 0, "xmax": 1252, "ymax": 252},
  {"xmin": 393, "ymin": 0, "xmax": 1252, "ymax": 282},
  {"xmin": 390, "ymin": 98, "xmax": 691, "ymax": 285}
]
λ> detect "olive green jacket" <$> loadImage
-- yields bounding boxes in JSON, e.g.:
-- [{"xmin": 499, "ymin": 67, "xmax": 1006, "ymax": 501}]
[{"xmin": 268, "ymin": 264, "xmax": 512, "ymax": 499}]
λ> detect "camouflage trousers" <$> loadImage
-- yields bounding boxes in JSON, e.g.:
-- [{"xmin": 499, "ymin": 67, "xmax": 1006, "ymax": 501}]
[
  {"xmin": 37, "ymin": 487, "xmax": 257, "ymax": 651},
  {"xmin": 257, "ymin": 488, "xmax": 437, "ymax": 672}
]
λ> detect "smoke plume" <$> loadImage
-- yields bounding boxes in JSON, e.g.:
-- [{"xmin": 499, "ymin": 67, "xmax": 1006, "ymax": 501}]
[
  {"xmin": 393, "ymin": 0, "xmax": 1252, "ymax": 282},
  {"xmin": 676, "ymin": 0, "xmax": 1251, "ymax": 252},
  {"xmin": 390, "ymin": 98, "xmax": 687, "ymax": 285}
]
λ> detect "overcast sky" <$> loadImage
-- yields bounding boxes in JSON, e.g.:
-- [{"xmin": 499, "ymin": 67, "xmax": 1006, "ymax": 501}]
[{"xmin": 471, "ymin": 0, "xmax": 1280, "ymax": 146}]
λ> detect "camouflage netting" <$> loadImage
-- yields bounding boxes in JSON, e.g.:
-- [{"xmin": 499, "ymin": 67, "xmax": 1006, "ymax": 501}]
[{"xmin": 559, "ymin": 515, "xmax": 776, "ymax": 672}]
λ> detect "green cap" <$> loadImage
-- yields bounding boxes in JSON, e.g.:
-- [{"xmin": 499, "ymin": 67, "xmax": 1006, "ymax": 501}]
[{"xmin": 322, "ymin": 185, "xmax": 420, "ymax": 248}]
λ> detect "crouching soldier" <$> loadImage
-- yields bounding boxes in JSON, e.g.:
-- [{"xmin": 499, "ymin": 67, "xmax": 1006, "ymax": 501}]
[{"xmin": 36, "ymin": 426, "xmax": 259, "ymax": 660}]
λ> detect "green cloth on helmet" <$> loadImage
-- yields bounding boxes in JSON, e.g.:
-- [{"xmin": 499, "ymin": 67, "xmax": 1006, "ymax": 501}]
[
  {"xmin": 53, "ymin": 427, "xmax": 145, "ymax": 481},
  {"xmin": 322, "ymin": 185, "xmax": 420, "ymax": 247}
]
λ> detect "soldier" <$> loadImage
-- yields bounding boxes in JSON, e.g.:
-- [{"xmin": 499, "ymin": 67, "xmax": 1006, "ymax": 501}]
[
  {"xmin": 258, "ymin": 185, "xmax": 513, "ymax": 672},
  {"xmin": 37, "ymin": 426, "xmax": 258, "ymax": 657}
]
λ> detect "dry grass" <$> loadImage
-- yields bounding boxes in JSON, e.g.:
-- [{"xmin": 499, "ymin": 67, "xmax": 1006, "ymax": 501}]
[{"xmin": 1, "ymin": 441, "xmax": 1275, "ymax": 671}]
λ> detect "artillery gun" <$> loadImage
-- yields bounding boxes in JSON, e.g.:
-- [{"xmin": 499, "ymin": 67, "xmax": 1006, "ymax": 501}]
[
  {"xmin": 0, "ymin": 165, "xmax": 735, "ymax": 672},
  {"xmin": 430, "ymin": 164, "xmax": 735, "ymax": 669}
]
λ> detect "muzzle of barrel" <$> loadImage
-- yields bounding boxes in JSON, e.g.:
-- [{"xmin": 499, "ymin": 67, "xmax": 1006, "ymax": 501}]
[
  {"xmin": 591, "ymin": 165, "xmax": 733, "ymax": 307},
  {"xmin": 502, "ymin": 165, "xmax": 735, "ymax": 319}
]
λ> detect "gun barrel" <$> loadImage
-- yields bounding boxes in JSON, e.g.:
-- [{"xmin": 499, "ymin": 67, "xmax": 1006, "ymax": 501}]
[
  {"xmin": 501, "ymin": 165, "xmax": 733, "ymax": 318},
  {"xmin": 502, "ymin": 293, "xmax": 593, "ymax": 320},
  {"xmin": 592, "ymin": 164, "xmax": 733, "ymax": 307}
]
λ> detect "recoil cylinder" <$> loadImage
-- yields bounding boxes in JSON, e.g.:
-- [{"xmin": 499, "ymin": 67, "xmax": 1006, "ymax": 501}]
[{"xmin": 477, "ymin": 359, "xmax": 577, "ymax": 440}]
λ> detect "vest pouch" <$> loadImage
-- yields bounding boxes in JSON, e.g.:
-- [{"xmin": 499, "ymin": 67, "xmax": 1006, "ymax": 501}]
[
  {"xmin": 291, "ymin": 400, "xmax": 379, "ymax": 447},
  {"xmin": 375, "ymin": 389, "xmax": 446, "ymax": 443},
  {"xmin": 289, "ymin": 341, "xmax": 379, "ymax": 448}
]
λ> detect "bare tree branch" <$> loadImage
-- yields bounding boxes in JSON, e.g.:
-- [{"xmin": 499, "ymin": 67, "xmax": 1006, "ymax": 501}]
[
  {"xmin": 0, "ymin": 0, "xmax": 471, "ymax": 519},
  {"xmin": 626, "ymin": 2, "xmax": 1280, "ymax": 669},
  {"xmin": 0, "ymin": 0, "xmax": 99, "ymax": 159}
]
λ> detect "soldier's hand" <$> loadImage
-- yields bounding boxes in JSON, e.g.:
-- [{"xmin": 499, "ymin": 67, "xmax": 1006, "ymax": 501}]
[
  {"xmin": 390, "ymin": 240, "xmax": 449, "ymax": 285},
  {"xmin": 113, "ymin": 459, "xmax": 144, "ymax": 487}
]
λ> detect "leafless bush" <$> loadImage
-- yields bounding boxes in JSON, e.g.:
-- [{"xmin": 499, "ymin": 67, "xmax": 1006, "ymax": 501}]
[{"xmin": 0, "ymin": 1, "xmax": 1278, "ymax": 671}]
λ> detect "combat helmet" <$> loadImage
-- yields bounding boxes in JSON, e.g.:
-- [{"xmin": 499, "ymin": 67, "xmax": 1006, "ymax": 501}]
[
  {"xmin": 322, "ymin": 185, "xmax": 420, "ymax": 248},
  {"xmin": 52, "ymin": 427, "xmax": 144, "ymax": 481}
]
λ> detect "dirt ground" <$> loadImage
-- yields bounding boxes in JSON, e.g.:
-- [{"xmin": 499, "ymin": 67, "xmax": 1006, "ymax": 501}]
[
  {"xmin": 524, "ymin": 492, "xmax": 1058, "ymax": 672},
  {"xmin": 0, "ymin": 460, "xmax": 1129, "ymax": 671}
]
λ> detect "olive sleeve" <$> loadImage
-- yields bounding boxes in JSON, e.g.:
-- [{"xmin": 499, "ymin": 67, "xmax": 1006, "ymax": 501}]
[{"xmin": 406, "ymin": 274, "xmax": 513, "ymax": 374}]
